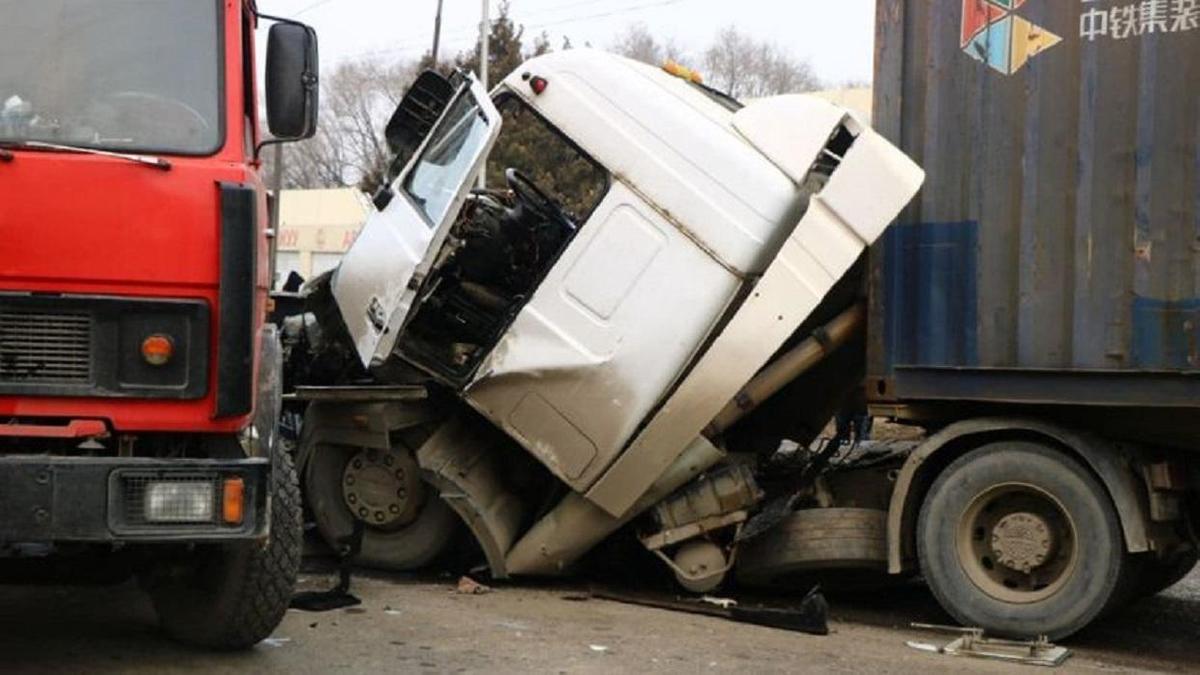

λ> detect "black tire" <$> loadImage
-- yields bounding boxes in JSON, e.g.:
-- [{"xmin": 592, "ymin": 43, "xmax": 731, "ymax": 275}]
[
  {"xmin": 736, "ymin": 508, "xmax": 887, "ymax": 589},
  {"xmin": 147, "ymin": 444, "xmax": 303, "ymax": 650},
  {"xmin": 1136, "ymin": 550, "xmax": 1199, "ymax": 598},
  {"xmin": 917, "ymin": 442, "xmax": 1126, "ymax": 641},
  {"xmin": 305, "ymin": 441, "xmax": 459, "ymax": 571}
]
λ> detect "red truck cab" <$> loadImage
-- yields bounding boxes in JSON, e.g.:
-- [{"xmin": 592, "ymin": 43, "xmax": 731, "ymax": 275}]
[{"xmin": 0, "ymin": 0, "xmax": 318, "ymax": 649}]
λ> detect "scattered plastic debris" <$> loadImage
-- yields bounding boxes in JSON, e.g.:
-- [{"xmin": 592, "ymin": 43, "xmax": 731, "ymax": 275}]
[
  {"xmin": 457, "ymin": 576, "xmax": 492, "ymax": 595},
  {"xmin": 906, "ymin": 624, "xmax": 1071, "ymax": 667},
  {"xmin": 261, "ymin": 637, "xmax": 292, "ymax": 648},
  {"xmin": 700, "ymin": 596, "xmax": 738, "ymax": 609},
  {"xmin": 593, "ymin": 585, "xmax": 829, "ymax": 636},
  {"xmin": 589, "ymin": 644, "xmax": 609, "ymax": 653}
]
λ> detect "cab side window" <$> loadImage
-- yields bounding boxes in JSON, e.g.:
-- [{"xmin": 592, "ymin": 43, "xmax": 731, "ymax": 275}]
[{"xmin": 486, "ymin": 96, "xmax": 608, "ymax": 223}]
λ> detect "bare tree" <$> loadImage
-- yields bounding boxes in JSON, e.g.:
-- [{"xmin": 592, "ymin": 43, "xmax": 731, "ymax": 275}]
[
  {"xmin": 610, "ymin": 23, "xmax": 685, "ymax": 66},
  {"xmin": 264, "ymin": 57, "xmax": 418, "ymax": 194},
  {"xmin": 267, "ymin": 2, "xmax": 555, "ymax": 194},
  {"xmin": 610, "ymin": 24, "xmax": 819, "ymax": 98},
  {"xmin": 702, "ymin": 26, "xmax": 820, "ymax": 98}
]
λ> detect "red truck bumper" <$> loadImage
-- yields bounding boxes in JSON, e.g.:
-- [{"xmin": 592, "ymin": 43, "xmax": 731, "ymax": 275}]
[{"xmin": 0, "ymin": 456, "xmax": 269, "ymax": 543}]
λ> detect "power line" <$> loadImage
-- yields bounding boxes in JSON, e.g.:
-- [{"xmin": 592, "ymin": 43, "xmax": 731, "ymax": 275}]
[
  {"xmin": 525, "ymin": 0, "xmax": 688, "ymax": 30},
  {"xmin": 296, "ymin": 0, "xmax": 336, "ymax": 16},
  {"xmin": 349, "ymin": 0, "xmax": 696, "ymax": 60}
]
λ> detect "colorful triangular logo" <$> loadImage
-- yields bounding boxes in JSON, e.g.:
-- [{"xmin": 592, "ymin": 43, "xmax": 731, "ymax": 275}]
[{"xmin": 961, "ymin": 0, "xmax": 1061, "ymax": 75}]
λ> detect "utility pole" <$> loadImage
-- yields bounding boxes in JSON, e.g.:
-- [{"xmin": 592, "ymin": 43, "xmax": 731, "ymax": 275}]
[
  {"xmin": 268, "ymin": 142, "xmax": 284, "ymax": 290},
  {"xmin": 431, "ymin": 0, "xmax": 444, "ymax": 64}
]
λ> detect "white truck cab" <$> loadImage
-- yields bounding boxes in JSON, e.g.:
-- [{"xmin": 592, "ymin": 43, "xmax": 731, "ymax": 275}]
[{"xmin": 333, "ymin": 49, "xmax": 922, "ymax": 506}]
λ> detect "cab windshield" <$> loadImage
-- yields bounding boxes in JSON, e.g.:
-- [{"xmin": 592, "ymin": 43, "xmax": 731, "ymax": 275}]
[{"xmin": 0, "ymin": 0, "xmax": 223, "ymax": 155}]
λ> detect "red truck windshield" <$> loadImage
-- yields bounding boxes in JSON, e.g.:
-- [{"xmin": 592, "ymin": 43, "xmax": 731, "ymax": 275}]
[{"xmin": 0, "ymin": 0, "xmax": 223, "ymax": 155}]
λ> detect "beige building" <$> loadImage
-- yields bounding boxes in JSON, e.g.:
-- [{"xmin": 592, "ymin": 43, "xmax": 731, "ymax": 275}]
[
  {"xmin": 809, "ymin": 87, "xmax": 873, "ymax": 125},
  {"xmin": 275, "ymin": 188, "xmax": 369, "ymax": 287}
]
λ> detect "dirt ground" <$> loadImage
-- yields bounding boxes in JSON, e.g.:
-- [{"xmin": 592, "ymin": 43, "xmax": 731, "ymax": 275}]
[{"xmin": 0, "ymin": 564, "xmax": 1195, "ymax": 674}]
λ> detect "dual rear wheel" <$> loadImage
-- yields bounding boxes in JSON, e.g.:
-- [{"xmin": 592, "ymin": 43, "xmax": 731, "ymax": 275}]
[{"xmin": 918, "ymin": 442, "xmax": 1129, "ymax": 640}]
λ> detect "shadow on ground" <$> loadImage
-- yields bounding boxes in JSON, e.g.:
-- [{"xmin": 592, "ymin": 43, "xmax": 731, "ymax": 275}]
[{"xmin": 0, "ymin": 566, "xmax": 1196, "ymax": 672}]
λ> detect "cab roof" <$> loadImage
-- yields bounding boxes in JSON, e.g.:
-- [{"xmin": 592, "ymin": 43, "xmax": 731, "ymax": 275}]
[{"xmin": 499, "ymin": 49, "xmax": 849, "ymax": 275}]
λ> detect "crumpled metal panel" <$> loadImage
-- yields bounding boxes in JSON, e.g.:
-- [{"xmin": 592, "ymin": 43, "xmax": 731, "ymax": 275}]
[{"xmin": 587, "ymin": 127, "xmax": 925, "ymax": 517}]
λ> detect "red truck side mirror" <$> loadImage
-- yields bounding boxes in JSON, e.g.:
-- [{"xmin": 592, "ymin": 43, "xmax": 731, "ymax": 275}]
[{"xmin": 265, "ymin": 22, "xmax": 319, "ymax": 141}]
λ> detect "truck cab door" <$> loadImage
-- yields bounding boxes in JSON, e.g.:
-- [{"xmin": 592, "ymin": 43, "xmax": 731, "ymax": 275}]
[{"xmin": 332, "ymin": 76, "xmax": 502, "ymax": 368}]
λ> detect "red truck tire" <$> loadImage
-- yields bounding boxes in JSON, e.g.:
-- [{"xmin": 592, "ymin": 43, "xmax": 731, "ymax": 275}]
[{"xmin": 146, "ymin": 442, "xmax": 303, "ymax": 649}]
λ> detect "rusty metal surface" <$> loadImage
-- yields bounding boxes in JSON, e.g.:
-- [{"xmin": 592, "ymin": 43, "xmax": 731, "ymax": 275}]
[{"xmin": 870, "ymin": 0, "xmax": 1200, "ymax": 408}]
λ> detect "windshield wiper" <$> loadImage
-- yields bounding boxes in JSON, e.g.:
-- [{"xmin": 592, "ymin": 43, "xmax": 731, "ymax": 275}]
[{"xmin": 3, "ymin": 141, "xmax": 171, "ymax": 170}]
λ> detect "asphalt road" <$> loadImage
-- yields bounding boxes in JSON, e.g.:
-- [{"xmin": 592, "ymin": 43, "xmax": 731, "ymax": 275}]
[{"xmin": 0, "ymin": 566, "xmax": 1196, "ymax": 673}]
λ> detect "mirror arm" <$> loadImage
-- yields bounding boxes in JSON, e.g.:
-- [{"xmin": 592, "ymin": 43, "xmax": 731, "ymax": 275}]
[
  {"xmin": 254, "ymin": 136, "xmax": 288, "ymax": 163},
  {"xmin": 255, "ymin": 11, "xmax": 306, "ymax": 27}
]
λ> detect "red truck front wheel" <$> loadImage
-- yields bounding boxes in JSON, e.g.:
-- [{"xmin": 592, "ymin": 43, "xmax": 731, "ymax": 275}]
[{"xmin": 144, "ymin": 440, "xmax": 303, "ymax": 649}]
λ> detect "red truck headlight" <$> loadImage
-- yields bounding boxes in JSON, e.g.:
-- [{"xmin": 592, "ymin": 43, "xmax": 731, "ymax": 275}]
[{"xmin": 144, "ymin": 481, "xmax": 215, "ymax": 523}]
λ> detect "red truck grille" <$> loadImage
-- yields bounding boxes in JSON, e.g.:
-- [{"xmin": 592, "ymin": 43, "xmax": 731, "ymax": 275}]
[{"xmin": 0, "ymin": 309, "xmax": 92, "ymax": 384}]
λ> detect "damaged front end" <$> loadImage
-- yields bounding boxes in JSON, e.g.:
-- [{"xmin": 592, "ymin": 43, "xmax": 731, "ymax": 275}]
[{"xmin": 294, "ymin": 50, "xmax": 923, "ymax": 595}]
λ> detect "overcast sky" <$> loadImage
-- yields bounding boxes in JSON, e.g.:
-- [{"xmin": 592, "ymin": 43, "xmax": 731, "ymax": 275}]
[{"xmin": 259, "ymin": 0, "xmax": 876, "ymax": 86}]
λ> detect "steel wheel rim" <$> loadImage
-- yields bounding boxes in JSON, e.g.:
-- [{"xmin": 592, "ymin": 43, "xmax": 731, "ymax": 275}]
[
  {"xmin": 340, "ymin": 446, "xmax": 426, "ymax": 531},
  {"xmin": 955, "ymin": 482, "xmax": 1078, "ymax": 604}
]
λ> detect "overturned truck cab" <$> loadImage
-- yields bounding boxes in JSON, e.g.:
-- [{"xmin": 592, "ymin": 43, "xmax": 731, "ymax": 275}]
[{"xmin": 292, "ymin": 49, "xmax": 922, "ymax": 602}]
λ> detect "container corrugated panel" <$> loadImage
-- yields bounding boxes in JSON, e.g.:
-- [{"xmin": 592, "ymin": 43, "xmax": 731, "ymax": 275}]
[{"xmin": 869, "ymin": 0, "xmax": 1200, "ymax": 408}]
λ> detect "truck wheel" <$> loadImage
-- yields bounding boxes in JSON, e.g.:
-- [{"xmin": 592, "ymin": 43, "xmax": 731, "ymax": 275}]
[
  {"xmin": 305, "ymin": 440, "xmax": 459, "ymax": 571},
  {"xmin": 1136, "ymin": 550, "xmax": 1198, "ymax": 598},
  {"xmin": 736, "ymin": 508, "xmax": 888, "ymax": 589},
  {"xmin": 148, "ymin": 444, "xmax": 303, "ymax": 649},
  {"xmin": 918, "ymin": 442, "xmax": 1127, "ymax": 640}
]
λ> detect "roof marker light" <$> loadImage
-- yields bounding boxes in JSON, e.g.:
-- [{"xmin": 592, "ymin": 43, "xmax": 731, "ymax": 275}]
[{"xmin": 662, "ymin": 60, "xmax": 704, "ymax": 84}]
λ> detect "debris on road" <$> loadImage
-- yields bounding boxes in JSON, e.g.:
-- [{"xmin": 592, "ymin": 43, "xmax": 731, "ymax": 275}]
[
  {"xmin": 261, "ymin": 637, "xmax": 292, "ymax": 648},
  {"xmin": 290, "ymin": 523, "xmax": 365, "ymax": 612},
  {"xmin": 700, "ymin": 596, "xmax": 738, "ymax": 609},
  {"xmin": 588, "ymin": 644, "xmax": 610, "ymax": 653},
  {"xmin": 593, "ymin": 586, "xmax": 829, "ymax": 636},
  {"xmin": 456, "ymin": 576, "xmax": 492, "ymax": 595},
  {"xmin": 906, "ymin": 624, "xmax": 1071, "ymax": 668}
]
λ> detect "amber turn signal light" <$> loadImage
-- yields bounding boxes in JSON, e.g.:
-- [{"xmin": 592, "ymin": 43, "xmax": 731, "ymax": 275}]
[
  {"xmin": 222, "ymin": 477, "xmax": 245, "ymax": 525},
  {"xmin": 141, "ymin": 334, "xmax": 174, "ymax": 366}
]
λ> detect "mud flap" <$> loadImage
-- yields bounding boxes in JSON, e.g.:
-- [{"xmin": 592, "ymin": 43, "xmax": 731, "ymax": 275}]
[
  {"xmin": 415, "ymin": 416, "xmax": 527, "ymax": 579},
  {"xmin": 289, "ymin": 520, "xmax": 365, "ymax": 612}
]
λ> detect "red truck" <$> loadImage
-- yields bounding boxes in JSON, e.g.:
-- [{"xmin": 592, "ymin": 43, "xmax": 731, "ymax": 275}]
[{"xmin": 0, "ymin": 0, "xmax": 318, "ymax": 648}]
